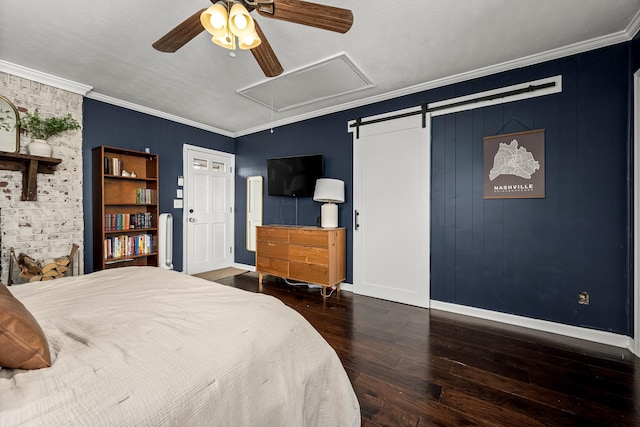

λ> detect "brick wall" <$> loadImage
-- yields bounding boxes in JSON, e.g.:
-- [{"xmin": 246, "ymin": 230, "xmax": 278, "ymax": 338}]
[{"xmin": 0, "ymin": 71, "xmax": 84, "ymax": 283}]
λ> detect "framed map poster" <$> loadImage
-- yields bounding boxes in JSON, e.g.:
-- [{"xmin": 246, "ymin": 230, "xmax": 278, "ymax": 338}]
[{"xmin": 483, "ymin": 129, "xmax": 545, "ymax": 199}]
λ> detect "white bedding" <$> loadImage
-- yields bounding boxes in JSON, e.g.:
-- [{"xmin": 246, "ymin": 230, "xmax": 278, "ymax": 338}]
[{"xmin": 0, "ymin": 267, "xmax": 360, "ymax": 426}]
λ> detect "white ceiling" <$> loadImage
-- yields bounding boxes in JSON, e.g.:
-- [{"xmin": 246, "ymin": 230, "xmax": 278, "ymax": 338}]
[{"xmin": 1, "ymin": 0, "xmax": 639, "ymax": 137}]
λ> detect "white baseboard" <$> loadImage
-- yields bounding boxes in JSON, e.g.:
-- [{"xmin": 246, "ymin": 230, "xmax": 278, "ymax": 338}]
[
  {"xmin": 233, "ymin": 263, "xmax": 256, "ymax": 272},
  {"xmin": 339, "ymin": 282, "xmax": 354, "ymax": 293},
  {"xmin": 229, "ymin": 270, "xmax": 633, "ymax": 353},
  {"xmin": 430, "ymin": 300, "xmax": 631, "ymax": 350}
]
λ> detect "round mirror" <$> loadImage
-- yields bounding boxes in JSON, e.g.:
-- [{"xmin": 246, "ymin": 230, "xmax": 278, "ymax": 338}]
[{"xmin": 0, "ymin": 95, "xmax": 19, "ymax": 153}]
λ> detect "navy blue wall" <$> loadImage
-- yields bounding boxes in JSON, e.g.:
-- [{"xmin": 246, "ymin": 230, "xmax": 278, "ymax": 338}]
[
  {"xmin": 431, "ymin": 45, "xmax": 629, "ymax": 334},
  {"xmin": 82, "ymin": 99, "xmax": 234, "ymax": 273},
  {"xmin": 82, "ymin": 41, "xmax": 634, "ymax": 336},
  {"xmin": 234, "ymin": 43, "xmax": 633, "ymax": 335},
  {"xmin": 234, "ymin": 115, "xmax": 356, "ymax": 281}
]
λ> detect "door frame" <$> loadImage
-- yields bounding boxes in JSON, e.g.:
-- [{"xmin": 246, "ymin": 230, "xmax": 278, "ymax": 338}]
[
  {"xmin": 182, "ymin": 143, "xmax": 235, "ymax": 274},
  {"xmin": 633, "ymin": 69, "xmax": 640, "ymax": 357}
]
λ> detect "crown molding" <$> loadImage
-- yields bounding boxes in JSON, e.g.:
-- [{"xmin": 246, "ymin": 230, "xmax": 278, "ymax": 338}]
[
  {"xmin": 0, "ymin": 60, "xmax": 92, "ymax": 95},
  {"xmin": 626, "ymin": 7, "xmax": 640, "ymax": 39},
  {"xmin": 3, "ymin": 11, "xmax": 639, "ymax": 139},
  {"xmin": 86, "ymin": 92, "xmax": 234, "ymax": 138},
  {"xmin": 235, "ymin": 25, "xmax": 636, "ymax": 137}
]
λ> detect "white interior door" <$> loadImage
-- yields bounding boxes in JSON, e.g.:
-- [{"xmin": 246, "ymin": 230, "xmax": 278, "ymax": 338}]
[
  {"xmin": 184, "ymin": 145, "xmax": 234, "ymax": 274},
  {"xmin": 352, "ymin": 110, "xmax": 430, "ymax": 307}
]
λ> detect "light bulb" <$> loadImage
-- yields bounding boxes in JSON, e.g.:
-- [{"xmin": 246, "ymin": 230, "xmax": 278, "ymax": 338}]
[
  {"xmin": 210, "ymin": 13, "xmax": 225, "ymax": 29},
  {"xmin": 233, "ymin": 14, "xmax": 247, "ymax": 30}
]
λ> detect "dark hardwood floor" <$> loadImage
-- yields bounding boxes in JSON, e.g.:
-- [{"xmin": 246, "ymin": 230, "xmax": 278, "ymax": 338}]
[{"xmin": 216, "ymin": 272, "xmax": 640, "ymax": 426}]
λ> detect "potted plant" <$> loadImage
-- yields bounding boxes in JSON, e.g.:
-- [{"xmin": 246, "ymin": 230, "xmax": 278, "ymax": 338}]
[{"xmin": 19, "ymin": 109, "xmax": 81, "ymax": 156}]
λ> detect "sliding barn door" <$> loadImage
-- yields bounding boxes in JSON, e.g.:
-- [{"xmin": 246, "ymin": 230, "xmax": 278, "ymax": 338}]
[{"xmin": 352, "ymin": 111, "xmax": 430, "ymax": 307}]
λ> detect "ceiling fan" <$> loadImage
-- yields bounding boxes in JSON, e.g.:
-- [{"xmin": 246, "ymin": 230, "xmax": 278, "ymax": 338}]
[{"xmin": 152, "ymin": 0, "xmax": 353, "ymax": 77}]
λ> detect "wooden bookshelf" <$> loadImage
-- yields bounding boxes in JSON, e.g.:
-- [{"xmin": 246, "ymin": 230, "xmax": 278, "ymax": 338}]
[{"xmin": 92, "ymin": 146, "xmax": 159, "ymax": 270}]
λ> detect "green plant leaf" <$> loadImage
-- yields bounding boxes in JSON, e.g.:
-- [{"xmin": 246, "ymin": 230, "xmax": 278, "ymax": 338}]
[{"xmin": 19, "ymin": 109, "xmax": 81, "ymax": 140}]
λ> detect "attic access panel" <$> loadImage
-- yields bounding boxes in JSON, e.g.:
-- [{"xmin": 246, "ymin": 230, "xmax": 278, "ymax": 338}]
[{"xmin": 237, "ymin": 53, "xmax": 374, "ymax": 112}]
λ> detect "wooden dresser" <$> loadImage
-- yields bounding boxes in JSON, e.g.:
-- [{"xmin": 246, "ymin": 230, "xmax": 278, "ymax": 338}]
[{"xmin": 256, "ymin": 225, "xmax": 346, "ymax": 298}]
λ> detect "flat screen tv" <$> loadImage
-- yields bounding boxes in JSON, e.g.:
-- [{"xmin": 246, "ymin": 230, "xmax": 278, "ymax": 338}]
[{"xmin": 267, "ymin": 154, "xmax": 324, "ymax": 197}]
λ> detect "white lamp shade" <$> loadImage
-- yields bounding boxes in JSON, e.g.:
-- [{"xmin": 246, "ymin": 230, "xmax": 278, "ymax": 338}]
[{"xmin": 313, "ymin": 178, "xmax": 345, "ymax": 203}]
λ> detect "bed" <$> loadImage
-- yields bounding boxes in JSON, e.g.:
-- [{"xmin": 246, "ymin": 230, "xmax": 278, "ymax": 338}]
[{"xmin": 0, "ymin": 267, "xmax": 360, "ymax": 426}]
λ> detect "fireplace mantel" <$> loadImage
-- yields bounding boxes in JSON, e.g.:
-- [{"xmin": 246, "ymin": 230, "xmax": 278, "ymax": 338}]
[{"xmin": 0, "ymin": 152, "xmax": 62, "ymax": 201}]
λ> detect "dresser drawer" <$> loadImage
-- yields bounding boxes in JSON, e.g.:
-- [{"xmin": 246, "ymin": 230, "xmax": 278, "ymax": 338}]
[
  {"xmin": 288, "ymin": 245, "xmax": 328, "ymax": 265},
  {"xmin": 289, "ymin": 261, "xmax": 329, "ymax": 285},
  {"xmin": 289, "ymin": 229, "xmax": 328, "ymax": 247},
  {"xmin": 257, "ymin": 227, "xmax": 289, "ymax": 243},
  {"xmin": 256, "ymin": 256, "xmax": 288, "ymax": 277},
  {"xmin": 257, "ymin": 241, "xmax": 288, "ymax": 259}
]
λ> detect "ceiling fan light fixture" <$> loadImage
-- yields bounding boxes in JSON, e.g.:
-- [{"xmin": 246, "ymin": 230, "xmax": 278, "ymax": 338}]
[
  {"xmin": 201, "ymin": 3, "xmax": 229, "ymax": 37},
  {"xmin": 211, "ymin": 33, "xmax": 236, "ymax": 50},
  {"xmin": 238, "ymin": 30, "xmax": 261, "ymax": 49},
  {"xmin": 228, "ymin": 3, "xmax": 255, "ymax": 37}
]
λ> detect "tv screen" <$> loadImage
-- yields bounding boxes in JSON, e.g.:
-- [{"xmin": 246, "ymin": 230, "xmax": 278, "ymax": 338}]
[{"xmin": 267, "ymin": 155, "xmax": 324, "ymax": 197}]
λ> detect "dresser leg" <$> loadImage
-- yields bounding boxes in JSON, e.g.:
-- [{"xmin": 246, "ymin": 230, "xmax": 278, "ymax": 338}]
[
  {"xmin": 258, "ymin": 273, "xmax": 263, "ymax": 292},
  {"xmin": 322, "ymin": 286, "xmax": 327, "ymax": 298}
]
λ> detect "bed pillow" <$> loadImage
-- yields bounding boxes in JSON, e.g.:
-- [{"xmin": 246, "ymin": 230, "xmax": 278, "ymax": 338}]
[
  {"xmin": 0, "ymin": 286, "xmax": 51, "ymax": 369},
  {"xmin": 0, "ymin": 284, "xmax": 10, "ymax": 296}
]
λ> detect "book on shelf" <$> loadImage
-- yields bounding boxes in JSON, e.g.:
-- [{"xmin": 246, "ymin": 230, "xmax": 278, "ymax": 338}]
[
  {"xmin": 104, "ymin": 213, "xmax": 153, "ymax": 231},
  {"xmin": 105, "ymin": 157, "xmax": 123, "ymax": 176},
  {"xmin": 104, "ymin": 233, "xmax": 154, "ymax": 259},
  {"xmin": 135, "ymin": 188, "xmax": 157, "ymax": 204}
]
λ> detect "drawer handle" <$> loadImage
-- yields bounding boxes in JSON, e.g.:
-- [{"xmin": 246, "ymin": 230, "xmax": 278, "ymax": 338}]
[{"xmin": 268, "ymin": 243, "xmax": 275, "ymax": 246}]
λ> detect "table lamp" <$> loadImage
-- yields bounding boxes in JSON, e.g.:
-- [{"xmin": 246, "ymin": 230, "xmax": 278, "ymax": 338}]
[{"xmin": 313, "ymin": 178, "xmax": 345, "ymax": 228}]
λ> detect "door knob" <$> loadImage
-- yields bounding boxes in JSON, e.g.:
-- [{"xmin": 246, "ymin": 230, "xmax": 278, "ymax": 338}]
[{"xmin": 189, "ymin": 218, "xmax": 196, "ymax": 223}]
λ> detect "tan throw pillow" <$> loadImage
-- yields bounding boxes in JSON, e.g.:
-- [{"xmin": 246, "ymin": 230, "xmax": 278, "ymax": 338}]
[
  {"xmin": 0, "ymin": 284, "xmax": 11, "ymax": 297},
  {"xmin": 0, "ymin": 286, "xmax": 51, "ymax": 369}
]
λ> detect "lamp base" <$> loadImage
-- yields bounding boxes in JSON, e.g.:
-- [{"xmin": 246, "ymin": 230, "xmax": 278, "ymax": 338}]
[{"xmin": 320, "ymin": 203, "xmax": 338, "ymax": 228}]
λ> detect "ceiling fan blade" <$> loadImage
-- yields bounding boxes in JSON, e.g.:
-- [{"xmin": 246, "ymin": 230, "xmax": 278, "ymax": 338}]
[
  {"xmin": 257, "ymin": 0, "xmax": 353, "ymax": 33},
  {"xmin": 250, "ymin": 21, "xmax": 284, "ymax": 77},
  {"xmin": 152, "ymin": 8, "xmax": 207, "ymax": 53}
]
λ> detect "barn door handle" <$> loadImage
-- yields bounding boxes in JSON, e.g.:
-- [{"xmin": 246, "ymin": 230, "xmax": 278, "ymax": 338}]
[{"xmin": 354, "ymin": 210, "xmax": 360, "ymax": 230}]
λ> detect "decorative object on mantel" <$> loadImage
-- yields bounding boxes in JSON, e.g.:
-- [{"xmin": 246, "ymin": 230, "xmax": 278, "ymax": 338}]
[
  {"xmin": 18, "ymin": 109, "xmax": 81, "ymax": 157},
  {"xmin": 0, "ymin": 95, "xmax": 20, "ymax": 154}
]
